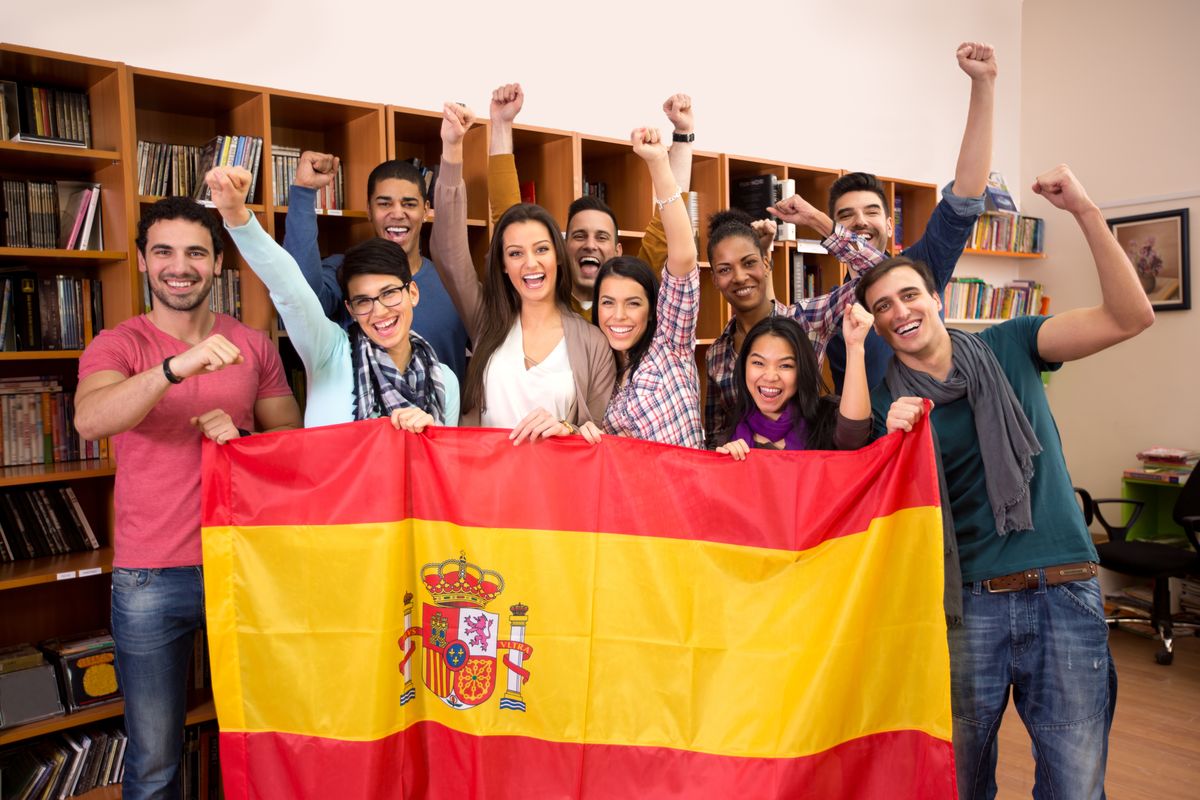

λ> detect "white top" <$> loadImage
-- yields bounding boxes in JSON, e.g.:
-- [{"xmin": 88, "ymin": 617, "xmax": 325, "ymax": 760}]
[{"xmin": 481, "ymin": 321, "xmax": 573, "ymax": 428}]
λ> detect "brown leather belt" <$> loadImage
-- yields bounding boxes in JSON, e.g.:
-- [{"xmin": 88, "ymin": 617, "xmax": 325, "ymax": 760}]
[{"xmin": 982, "ymin": 561, "xmax": 1098, "ymax": 593}]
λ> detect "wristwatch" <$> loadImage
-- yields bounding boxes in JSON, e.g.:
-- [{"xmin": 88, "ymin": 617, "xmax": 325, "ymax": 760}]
[
  {"xmin": 162, "ymin": 356, "xmax": 185, "ymax": 384},
  {"xmin": 672, "ymin": 131, "xmax": 695, "ymax": 143}
]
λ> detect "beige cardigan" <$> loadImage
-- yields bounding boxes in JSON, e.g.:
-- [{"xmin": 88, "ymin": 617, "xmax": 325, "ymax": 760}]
[{"xmin": 430, "ymin": 161, "xmax": 616, "ymax": 427}]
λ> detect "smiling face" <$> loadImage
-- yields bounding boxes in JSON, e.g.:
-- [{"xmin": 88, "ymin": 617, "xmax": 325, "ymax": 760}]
[
  {"xmin": 566, "ymin": 209, "xmax": 621, "ymax": 293},
  {"xmin": 743, "ymin": 332, "xmax": 798, "ymax": 420},
  {"xmin": 502, "ymin": 220, "xmax": 559, "ymax": 304},
  {"xmin": 370, "ymin": 178, "xmax": 427, "ymax": 258},
  {"xmin": 711, "ymin": 233, "xmax": 771, "ymax": 315},
  {"xmin": 832, "ymin": 189, "xmax": 892, "ymax": 251},
  {"xmin": 862, "ymin": 265, "xmax": 946, "ymax": 359},
  {"xmin": 345, "ymin": 273, "xmax": 419, "ymax": 351},
  {"xmin": 138, "ymin": 218, "xmax": 221, "ymax": 312},
  {"xmin": 596, "ymin": 274, "xmax": 650, "ymax": 353}
]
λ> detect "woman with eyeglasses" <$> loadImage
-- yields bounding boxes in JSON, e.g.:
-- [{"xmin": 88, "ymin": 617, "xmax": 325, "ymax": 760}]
[{"xmin": 204, "ymin": 165, "xmax": 459, "ymax": 432}]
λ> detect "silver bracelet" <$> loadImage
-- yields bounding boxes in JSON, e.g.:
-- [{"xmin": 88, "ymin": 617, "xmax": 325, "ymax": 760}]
[{"xmin": 655, "ymin": 186, "xmax": 683, "ymax": 210}]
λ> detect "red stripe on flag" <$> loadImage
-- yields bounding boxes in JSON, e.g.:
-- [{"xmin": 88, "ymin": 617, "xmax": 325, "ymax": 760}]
[
  {"xmin": 201, "ymin": 416, "xmax": 938, "ymax": 553},
  {"xmin": 217, "ymin": 723, "xmax": 955, "ymax": 799}
]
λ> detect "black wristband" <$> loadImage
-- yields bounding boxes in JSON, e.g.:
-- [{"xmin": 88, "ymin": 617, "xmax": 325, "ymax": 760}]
[
  {"xmin": 672, "ymin": 131, "xmax": 694, "ymax": 143},
  {"xmin": 162, "ymin": 357, "xmax": 184, "ymax": 384}
]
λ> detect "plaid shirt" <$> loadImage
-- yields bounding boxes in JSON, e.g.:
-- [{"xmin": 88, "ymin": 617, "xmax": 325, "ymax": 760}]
[
  {"xmin": 703, "ymin": 225, "xmax": 885, "ymax": 448},
  {"xmin": 603, "ymin": 266, "xmax": 704, "ymax": 448}
]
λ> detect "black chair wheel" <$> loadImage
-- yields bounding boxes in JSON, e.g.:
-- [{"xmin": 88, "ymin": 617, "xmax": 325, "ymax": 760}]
[{"xmin": 1155, "ymin": 648, "xmax": 1174, "ymax": 665}]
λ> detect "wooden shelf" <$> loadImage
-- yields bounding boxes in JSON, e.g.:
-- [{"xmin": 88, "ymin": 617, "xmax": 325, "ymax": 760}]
[
  {"xmin": 0, "ymin": 350, "xmax": 85, "ymax": 360},
  {"xmin": 963, "ymin": 248, "xmax": 1047, "ymax": 259},
  {"xmin": 421, "ymin": 209, "xmax": 488, "ymax": 227},
  {"xmin": 0, "ymin": 696, "xmax": 215, "ymax": 747},
  {"xmin": 0, "ymin": 140, "xmax": 121, "ymax": 171},
  {"xmin": 0, "ymin": 247, "xmax": 126, "ymax": 262},
  {"xmin": 0, "ymin": 458, "xmax": 116, "ymax": 488},
  {"xmin": 944, "ymin": 317, "xmax": 1005, "ymax": 325},
  {"xmin": 617, "ymin": 229, "xmax": 645, "ymax": 239},
  {"xmin": 0, "ymin": 546, "xmax": 113, "ymax": 591},
  {"xmin": 139, "ymin": 196, "xmax": 265, "ymax": 213},
  {"xmin": 274, "ymin": 206, "xmax": 368, "ymax": 219}
]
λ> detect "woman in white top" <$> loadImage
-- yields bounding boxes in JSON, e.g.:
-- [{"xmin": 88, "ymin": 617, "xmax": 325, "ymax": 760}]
[{"xmin": 431, "ymin": 103, "xmax": 615, "ymax": 442}]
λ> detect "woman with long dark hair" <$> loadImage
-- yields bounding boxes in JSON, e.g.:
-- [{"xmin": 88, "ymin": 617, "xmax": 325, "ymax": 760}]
[
  {"xmin": 430, "ymin": 104, "xmax": 614, "ymax": 442},
  {"xmin": 585, "ymin": 127, "xmax": 702, "ymax": 448},
  {"xmin": 715, "ymin": 310, "xmax": 873, "ymax": 459}
]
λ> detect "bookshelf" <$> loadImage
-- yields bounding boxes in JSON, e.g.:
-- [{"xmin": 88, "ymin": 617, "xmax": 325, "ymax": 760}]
[{"xmin": 0, "ymin": 43, "xmax": 959, "ymax": 788}]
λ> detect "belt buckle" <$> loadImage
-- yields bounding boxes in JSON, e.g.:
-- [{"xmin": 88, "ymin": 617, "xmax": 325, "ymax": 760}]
[{"xmin": 984, "ymin": 570, "xmax": 1038, "ymax": 593}]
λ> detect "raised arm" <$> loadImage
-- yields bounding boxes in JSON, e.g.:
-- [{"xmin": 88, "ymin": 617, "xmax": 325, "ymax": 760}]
[
  {"xmin": 838, "ymin": 304, "xmax": 874, "ymax": 422},
  {"xmin": 1033, "ymin": 165, "xmax": 1154, "ymax": 362},
  {"xmin": 639, "ymin": 93, "xmax": 696, "ymax": 274},
  {"xmin": 431, "ymin": 102, "xmax": 484, "ymax": 340},
  {"xmin": 282, "ymin": 151, "xmax": 343, "ymax": 315},
  {"xmin": 769, "ymin": 192, "xmax": 886, "ymax": 276},
  {"xmin": 951, "ymin": 42, "xmax": 997, "ymax": 198},
  {"xmin": 488, "ymin": 83, "xmax": 524, "ymax": 227},
  {"xmin": 632, "ymin": 127, "xmax": 696, "ymax": 278}
]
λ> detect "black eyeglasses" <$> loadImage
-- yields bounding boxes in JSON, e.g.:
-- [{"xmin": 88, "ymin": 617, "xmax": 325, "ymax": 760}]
[{"xmin": 346, "ymin": 283, "xmax": 411, "ymax": 316}]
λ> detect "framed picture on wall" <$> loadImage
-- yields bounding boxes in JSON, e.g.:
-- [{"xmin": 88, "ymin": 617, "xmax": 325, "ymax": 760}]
[{"xmin": 1107, "ymin": 208, "xmax": 1190, "ymax": 311}]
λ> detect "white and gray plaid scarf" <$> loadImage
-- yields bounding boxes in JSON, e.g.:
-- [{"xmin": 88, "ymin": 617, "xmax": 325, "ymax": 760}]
[{"xmin": 351, "ymin": 328, "xmax": 446, "ymax": 424}]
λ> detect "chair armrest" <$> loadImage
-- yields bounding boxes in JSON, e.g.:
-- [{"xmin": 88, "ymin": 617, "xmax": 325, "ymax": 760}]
[{"xmin": 1091, "ymin": 498, "xmax": 1145, "ymax": 543}]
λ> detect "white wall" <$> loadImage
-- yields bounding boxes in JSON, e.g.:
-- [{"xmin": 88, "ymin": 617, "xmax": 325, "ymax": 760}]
[
  {"xmin": 1021, "ymin": 0, "xmax": 1200, "ymax": 498},
  {"xmin": 4, "ymin": 0, "xmax": 1022, "ymax": 188}
]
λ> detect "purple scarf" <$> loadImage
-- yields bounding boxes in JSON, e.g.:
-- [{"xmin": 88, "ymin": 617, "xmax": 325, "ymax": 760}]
[{"xmin": 733, "ymin": 407, "xmax": 806, "ymax": 451}]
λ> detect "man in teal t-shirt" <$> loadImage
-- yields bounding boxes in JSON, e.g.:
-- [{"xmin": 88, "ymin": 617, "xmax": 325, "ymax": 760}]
[{"xmin": 860, "ymin": 165, "xmax": 1154, "ymax": 800}]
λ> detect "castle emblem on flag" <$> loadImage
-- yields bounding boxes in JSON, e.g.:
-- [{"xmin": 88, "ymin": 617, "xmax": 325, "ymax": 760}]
[{"xmin": 397, "ymin": 552, "xmax": 533, "ymax": 711}]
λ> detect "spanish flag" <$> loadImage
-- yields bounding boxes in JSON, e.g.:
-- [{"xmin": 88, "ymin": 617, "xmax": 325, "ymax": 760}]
[{"xmin": 201, "ymin": 414, "xmax": 954, "ymax": 799}]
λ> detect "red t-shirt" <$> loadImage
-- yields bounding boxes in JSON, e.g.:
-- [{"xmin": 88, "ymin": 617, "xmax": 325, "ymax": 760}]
[{"xmin": 78, "ymin": 314, "xmax": 293, "ymax": 568}]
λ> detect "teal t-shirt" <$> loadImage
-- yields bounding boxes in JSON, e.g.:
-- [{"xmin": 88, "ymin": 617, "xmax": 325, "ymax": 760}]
[{"xmin": 870, "ymin": 316, "xmax": 1098, "ymax": 583}]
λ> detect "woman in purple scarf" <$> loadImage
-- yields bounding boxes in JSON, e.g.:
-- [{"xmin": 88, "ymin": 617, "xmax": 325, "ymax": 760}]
[{"xmin": 715, "ymin": 305, "xmax": 874, "ymax": 459}]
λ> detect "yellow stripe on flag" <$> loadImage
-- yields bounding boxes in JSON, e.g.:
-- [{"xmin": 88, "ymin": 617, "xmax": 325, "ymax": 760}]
[{"xmin": 202, "ymin": 505, "xmax": 947, "ymax": 760}]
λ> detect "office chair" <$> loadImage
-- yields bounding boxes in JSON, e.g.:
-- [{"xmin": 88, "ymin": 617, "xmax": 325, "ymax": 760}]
[{"xmin": 1076, "ymin": 471, "xmax": 1200, "ymax": 665}]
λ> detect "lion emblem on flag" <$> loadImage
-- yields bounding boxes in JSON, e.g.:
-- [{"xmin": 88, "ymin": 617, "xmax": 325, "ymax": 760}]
[{"xmin": 397, "ymin": 552, "xmax": 533, "ymax": 711}]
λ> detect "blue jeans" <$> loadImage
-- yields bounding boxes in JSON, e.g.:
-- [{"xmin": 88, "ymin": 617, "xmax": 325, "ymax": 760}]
[
  {"xmin": 948, "ymin": 575, "xmax": 1116, "ymax": 800},
  {"xmin": 111, "ymin": 566, "xmax": 205, "ymax": 800}
]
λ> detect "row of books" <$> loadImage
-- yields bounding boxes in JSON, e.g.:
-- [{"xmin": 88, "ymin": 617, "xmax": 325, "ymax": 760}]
[
  {"xmin": 893, "ymin": 195, "xmax": 904, "ymax": 251},
  {"xmin": 0, "ymin": 723, "xmax": 126, "ymax": 799},
  {"xmin": 0, "ymin": 484, "xmax": 98, "ymax": 562},
  {"xmin": 943, "ymin": 277, "xmax": 1050, "ymax": 320},
  {"xmin": 0, "ymin": 179, "xmax": 104, "ymax": 250},
  {"xmin": 969, "ymin": 211, "xmax": 1045, "ymax": 254},
  {"xmin": 0, "ymin": 377, "xmax": 105, "ymax": 466},
  {"xmin": 271, "ymin": 145, "xmax": 346, "ymax": 210},
  {"xmin": 136, "ymin": 140, "xmax": 206, "ymax": 198},
  {"xmin": 1123, "ymin": 447, "xmax": 1196, "ymax": 485},
  {"xmin": 0, "ymin": 80, "xmax": 93, "ymax": 148},
  {"xmin": 581, "ymin": 179, "xmax": 608, "ymax": 205},
  {"xmin": 191, "ymin": 135, "xmax": 265, "ymax": 204},
  {"xmin": 0, "ymin": 273, "xmax": 104, "ymax": 352}
]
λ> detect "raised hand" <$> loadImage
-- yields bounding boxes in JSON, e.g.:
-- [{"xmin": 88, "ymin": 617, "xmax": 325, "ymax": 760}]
[
  {"xmin": 440, "ymin": 102, "xmax": 476, "ymax": 147},
  {"xmin": 956, "ymin": 41, "xmax": 998, "ymax": 81},
  {"xmin": 662, "ymin": 93, "xmax": 693, "ymax": 134},
  {"xmin": 169, "ymin": 334, "xmax": 244, "ymax": 380},
  {"xmin": 390, "ymin": 406, "xmax": 435, "ymax": 434},
  {"xmin": 1032, "ymin": 164, "xmax": 1096, "ymax": 216},
  {"xmin": 768, "ymin": 193, "xmax": 824, "ymax": 229},
  {"xmin": 490, "ymin": 83, "xmax": 524, "ymax": 124},
  {"xmin": 842, "ymin": 302, "xmax": 875, "ymax": 349},
  {"xmin": 750, "ymin": 218, "xmax": 777, "ymax": 256},
  {"xmin": 885, "ymin": 396, "xmax": 929, "ymax": 435},
  {"xmin": 190, "ymin": 409, "xmax": 241, "ymax": 445},
  {"xmin": 294, "ymin": 151, "xmax": 339, "ymax": 190},
  {"xmin": 631, "ymin": 127, "xmax": 669, "ymax": 163},
  {"xmin": 205, "ymin": 166, "xmax": 253, "ymax": 225}
]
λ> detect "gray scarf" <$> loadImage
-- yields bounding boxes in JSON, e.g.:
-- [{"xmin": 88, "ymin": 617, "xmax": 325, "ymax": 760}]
[
  {"xmin": 351, "ymin": 329, "xmax": 446, "ymax": 424},
  {"xmin": 885, "ymin": 328, "xmax": 1041, "ymax": 535}
]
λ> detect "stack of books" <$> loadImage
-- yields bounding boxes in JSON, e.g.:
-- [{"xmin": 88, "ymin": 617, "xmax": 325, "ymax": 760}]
[
  {"xmin": 970, "ymin": 212, "xmax": 1045, "ymax": 254},
  {"xmin": 944, "ymin": 277, "xmax": 1050, "ymax": 320},
  {"xmin": 0, "ymin": 484, "xmax": 99, "ymax": 562},
  {"xmin": 137, "ymin": 141, "xmax": 205, "ymax": 197},
  {"xmin": 191, "ymin": 135, "xmax": 264, "ymax": 203},
  {"xmin": 0, "ymin": 179, "xmax": 104, "ymax": 250},
  {"xmin": 1124, "ymin": 447, "xmax": 1198, "ymax": 485},
  {"xmin": 0, "ymin": 722, "xmax": 128, "ymax": 798},
  {"xmin": 0, "ymin": 377, "xmax": 104, "ymax": 465},
  {"xmin": 270, "ymin": 145, "xmax": 345, "ymax": 210},
  {"xmin": 0, "ymin": 80, "xmax": 92, "ymax": 148}
]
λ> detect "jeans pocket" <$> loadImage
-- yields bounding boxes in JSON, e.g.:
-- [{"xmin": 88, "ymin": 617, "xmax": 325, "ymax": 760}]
[
  {"xmin": 111, "ymin": 567, "xmax": 152, "ymax": 593},
  {"xmin": 1052, "ymin": 578, "xmax": 1107, "ymax": 626}
]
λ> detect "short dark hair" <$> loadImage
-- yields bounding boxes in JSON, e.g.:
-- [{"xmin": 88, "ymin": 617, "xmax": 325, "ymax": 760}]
[
  {"xmin": 567, "ymin": 195, "xmax": 619, "ymax": 236},
  {"xmin": 706, "ymin": 208, "xmax": 760, "ymax": 264},
  {"xmin": 337, "ymin": 238, "xmax": 415, "ymax": 301},
  {"xmin": 828, "ymin": 171, "xmax": 889, "ymax": 218},
  {"xmin": 136, "ymin": 196, "xmax": 224, "ymax": 257},
  {"xmin": 366, "ymin": 160, "xmax": 428, "ymax": 204},
  {"xmin": 854, "ymin": 255, "xmax": 938, "ymax": 308},
  {"xmin": 592, "ymin": 256, "xmax": 659, "ymax": 383}
]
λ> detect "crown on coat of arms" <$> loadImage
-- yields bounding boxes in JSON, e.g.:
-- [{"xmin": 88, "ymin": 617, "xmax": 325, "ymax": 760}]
[{"xmin": 421, "ymin": 551, "xmax": 505, "ymax": 608}]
